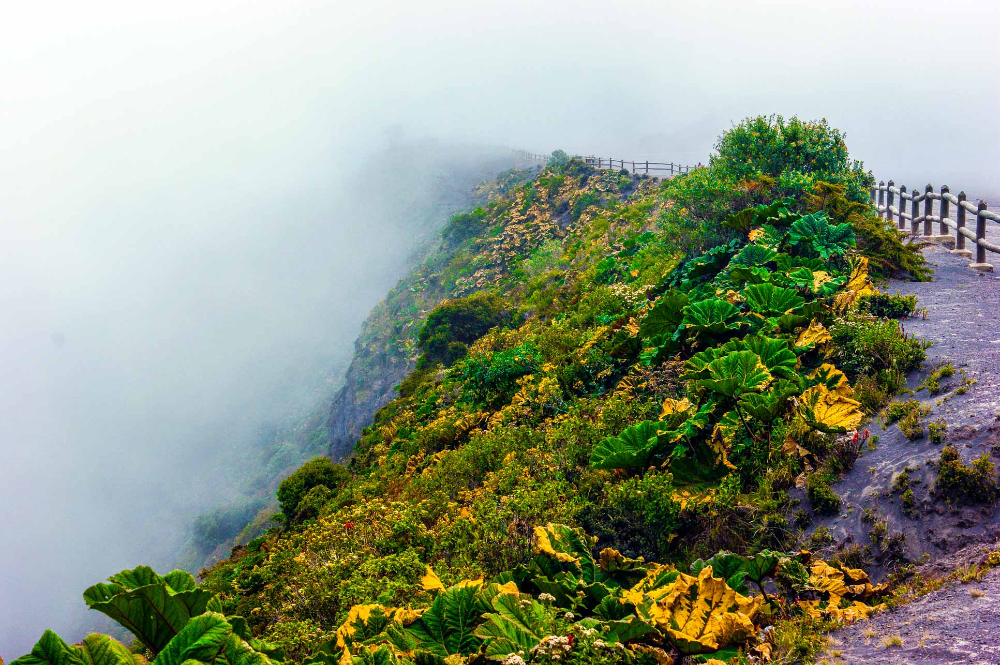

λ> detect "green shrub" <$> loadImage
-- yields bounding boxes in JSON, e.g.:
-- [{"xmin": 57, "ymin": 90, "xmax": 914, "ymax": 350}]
[
  {"xmin": 857, "ymin": 292, "xmax": 918, "ymax": 319},
  {"xmin": 934, "ymin": 446, "xmax": 999, "ymax": 504},
  {"xmin": 441, "ymin": 207, "xmax": 488, "ymax": 246},
  {"xmin": 881, "ymin": 399, "xmax": 930, "ymax": 440},
  {"xmin": 806, "ymin": 474, "xmax": 842, "ymax": 515},
  {"xmin": 459, "ymin": 342, "xmax": 542, "ymax": 406},
  {"xmin": 417, "ymin": 292, "xmax": 512, "ymax": 368},
  {"xmin": 928, "ymin": 419, "xmax": 948, "ymax": 445},
  {"xmin": 276, "ymin": 457, "xmax": 351, "ymax": 523},
  {"xmin": 606, "ymin": 470, "xmax": 682, "ymax": 551},
  {"xmin": 830, "ymin": 314, "xmax": 927, "ymax": 381},
  {"xmin": 919, "ymin": 363, "xmax": 956, "ymax": 396},
  {"xmin": 547, "ymin": 149, "xmax": 570, "ymax": 168},
  {"xmin": 712, "ymin": 115, "xmax": 873, "ymax": 203}
]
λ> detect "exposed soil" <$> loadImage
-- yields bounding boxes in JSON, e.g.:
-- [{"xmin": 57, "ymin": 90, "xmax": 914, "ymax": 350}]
[
  {"xmin": 817, "ymin": 243, "xmax": 1000, "ymax": 662},
  {"xmin": 802, "ymin": 242, "xmax": 1000, "ymax": 572},
  {"xmin": 824, "ymin": 542, "xmax": 1000, "ymax": 664}
]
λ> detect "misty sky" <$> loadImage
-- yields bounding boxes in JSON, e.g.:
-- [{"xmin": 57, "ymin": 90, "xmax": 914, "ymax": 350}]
[{"xmin": 2, "ymin": 0, "xmax": 999, "ymax": 657}]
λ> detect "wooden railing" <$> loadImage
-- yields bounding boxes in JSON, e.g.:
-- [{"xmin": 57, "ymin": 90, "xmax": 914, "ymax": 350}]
[
  {"xmin": 872, "ymin": 181, "xmax": 997, "ymax": 271},
  {"xmin": 584, "ymin": 156, "xmax": 701, "ymax": 176}
]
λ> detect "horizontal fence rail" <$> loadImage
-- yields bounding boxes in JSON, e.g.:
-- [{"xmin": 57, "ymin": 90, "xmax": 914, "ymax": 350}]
[
  {"xmin": 584, "ymin": 156, "xmax": 702, "ymax": 176},
  {"xmin": 872, "ymin": 181, "xmax": 997, "ymax": 271}
]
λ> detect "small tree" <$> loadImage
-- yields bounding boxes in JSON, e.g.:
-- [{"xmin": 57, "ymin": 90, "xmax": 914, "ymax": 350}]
[
  {"xmin": 416, "ymin": 292, "xmax": 511, "ymax": 368},
  {"xmin": 277, "ymin": 457, "xmax": 351, "ymax": 523}
]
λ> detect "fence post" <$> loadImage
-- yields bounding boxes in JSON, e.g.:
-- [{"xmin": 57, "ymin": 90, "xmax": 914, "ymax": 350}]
[
  {"xmin": 953, "ymin": 191, "xmax": 969, "ymax": 255},
  {"xmin": 911, "ymin": 189, "xmax": 920, "ymax": 235},
  {"xmin": 898, "ymin": 186, "xmax": 907, "ymax": 230},
  {"xmin": 877, "ymin": 181, "xmax": 885, "ymax": 218},
  {"xmin": 923, "ymin": 183, "xmax": 934, "ymax": 236},
  {"xmin": 886, "ymin": 180, "xmax": 895, "ymax": 227},
  {"xmin": 645, "ymin": 160, "xmax": 649, "ymax": 175},
  {"xmin": 939, "ymin": 185, "xmax": 951, "ymax": 242},
  {"xmin": 970, "ymin": 201, "xmax": 992, "ymax": 271}
]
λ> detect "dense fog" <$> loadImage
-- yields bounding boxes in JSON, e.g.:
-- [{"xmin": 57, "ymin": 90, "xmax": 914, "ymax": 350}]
[{"xmin": 2, "ymin": 0, "xmax": 998, "ymax": 657}]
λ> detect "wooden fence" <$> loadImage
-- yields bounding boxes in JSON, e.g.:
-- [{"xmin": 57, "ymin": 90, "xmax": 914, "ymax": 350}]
[
  {"xmin": 872, "ymin": 182, "xmax": 998, "ymax": 270},
  {"xmin": 584, "ymin": 156, "xmax": 701, "ymax": 176}
]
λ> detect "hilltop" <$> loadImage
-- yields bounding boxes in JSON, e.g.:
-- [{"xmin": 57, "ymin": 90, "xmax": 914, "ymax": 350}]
[{"xmin": 19, "ymin": 117, "xmax": 997, "ymax": 665}]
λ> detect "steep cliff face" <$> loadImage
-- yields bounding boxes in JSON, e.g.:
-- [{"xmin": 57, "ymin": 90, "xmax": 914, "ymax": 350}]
[
  {"xmin": 326, "ymin": 167, "xmax": 540, "ymax": 459},
  {"xmin": 327, "ymin": 325, "xmax": 413, "ymax": 460}
]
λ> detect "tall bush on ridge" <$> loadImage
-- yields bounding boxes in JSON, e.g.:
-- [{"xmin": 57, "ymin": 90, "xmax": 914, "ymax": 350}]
[{"xmin": 711, "ymin": 115, "xmax": 873, "ymax": 203}]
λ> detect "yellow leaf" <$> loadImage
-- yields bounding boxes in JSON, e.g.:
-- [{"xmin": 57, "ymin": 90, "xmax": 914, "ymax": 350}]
[
  {"xmin": 795, "ymin": 320, "xmax": 832, "ymax": 348},
  {"xmin": 421, "ymin": 566, "xmax": 445, "ymax": 592},
  {"xmin": 749, "ymin": 228, "xmax": 765, "ymax": 241},
  {"xmin": 660, "ymin": 397, "xmax": 693, "ymax": 418},
  {"xmin": 807, "ymin": 364, "xmax": 853, "ymax": 397},
  {"xmin": 798, "ymin": 384, "xmax": 864, "ymax": 433},
  {"xmin": 533, "ymin": 525, "xmax": 582, "ymax": 563},
  {"xmin": 634, "ymin": 567, "xmax": 761, "ymax": 654},
  {"xmin": 811, "ymin": 270, "xmax": 833, "ymax": 291},
  {"xmin": 628, "ymin": 645, "xmax": 675, "ymax": 665},
  {"xmin": 833, "ymin": 256, "xmax": 877, "ymax": 311}
]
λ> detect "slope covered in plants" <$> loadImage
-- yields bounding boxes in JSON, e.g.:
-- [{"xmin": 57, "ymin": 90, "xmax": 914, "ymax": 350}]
[{"xmin": 12, "ymin": 117, "xmax": 934, "ymax": 665}]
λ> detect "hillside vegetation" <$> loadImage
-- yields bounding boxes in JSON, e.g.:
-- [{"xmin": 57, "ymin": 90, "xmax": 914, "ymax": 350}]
[{"xmin": 13, "ymin": 117, "xmax": 936, "ymax": 665}]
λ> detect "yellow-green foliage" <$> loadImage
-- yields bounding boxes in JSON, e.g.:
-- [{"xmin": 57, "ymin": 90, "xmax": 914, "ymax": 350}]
[{"xmin": 197, "ymin": 122, "xmax": 924, "ymax": 663}]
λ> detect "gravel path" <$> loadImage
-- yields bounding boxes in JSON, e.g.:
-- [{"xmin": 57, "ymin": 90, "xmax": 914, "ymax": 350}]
[
  {"xmin": 826, "ymin": 563, "xmax": 1000, "ymax": 664},
  {"xmin": 820, "ymin": 242, "xmax": 1000, "ymax": 663}
]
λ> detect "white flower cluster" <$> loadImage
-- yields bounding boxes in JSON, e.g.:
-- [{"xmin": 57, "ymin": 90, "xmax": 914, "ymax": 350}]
[
  {"xmin": 530, "ymin": 635, "xmax": 573, "ymax": 660},
  {"xmin": 537, "ymin": 592, "xmax": 556, "ymax": 602},
  {"xmin": 607, "ymin": 282, "xmax": 648, "ymax": 309},
  {"xmin": 500, "ymin": 654, "xmax": 526, "ymax": 665}
]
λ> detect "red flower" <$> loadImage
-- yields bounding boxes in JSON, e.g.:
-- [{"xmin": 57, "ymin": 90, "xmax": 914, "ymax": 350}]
[
  {"xmin": 344, "ymin": 522, "xmax": 354, "ymax": 530},
  {"xmin": 852, "ymin": 432, "xmax": 860, "ymax": 443},
  {"xmin": 567, "ymin": 635, "xmax": 574, "ymax": 646},
  {"xmin": 863, "ymin": 429, "xmax": 870, "ymax": 438}
]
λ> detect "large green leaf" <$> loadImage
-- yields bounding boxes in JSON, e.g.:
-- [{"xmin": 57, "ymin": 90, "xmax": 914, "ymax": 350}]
[
  {"xmin": 689, "ymin": 551, "xmax": 781, "ymax": 595},
  {"xmin": 741, "ymin": 335, "xmax": 797, "ymax": 379},
  {"xmin": 788, "ymin": 212, "xmax": 855, "ymax": 259},
  {"xmin": 12, "ymin": 632, "xmax": 141, "ymax": 665},
  {"xmin": 405, "ymin": 585, "xmax": 484, "ymax": 657},
  {"xmin": 695, "ymin": 351, "xmax": 772, "ymax": 399},
  {"xmin": 153, "ymin": 613, "xmax": 232, "ymax": 665},
  {"xmin": 589, "ymin": 420, "xmax": 661, "ymax": 470},
  {"xmin": 721, "ymin": 208, "xmax": 754, "ymax": 233},
  {"xmin": 680, "ymin": 298, "xmax": 744, "ymax": 336},
  {"xmin": 743, "ymin": 283, "xmax": 805, "ymax": 317},
  {"xmin": 474, "ymin": 593, "xmax": 547, "ymax": 658},
  {"xmin": 83, "ymin": 566, "xmax": 219, "ymax": 655},
  {"xmin": 728, "ymin": 244, "xmax": 777, "ymax": 268},
  {"xmin": 638, "ymin": 290, "xmax": 690, "ymax": 339}
]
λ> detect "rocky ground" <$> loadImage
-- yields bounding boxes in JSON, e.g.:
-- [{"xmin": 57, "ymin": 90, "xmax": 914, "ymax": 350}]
[{"xmin": 818, "ymin": 243, "xmax": 1000, "ymax": 662}]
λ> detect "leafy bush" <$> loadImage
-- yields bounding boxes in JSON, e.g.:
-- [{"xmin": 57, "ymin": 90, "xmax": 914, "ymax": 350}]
[
  {"xmin": 548, "ymin": 149, "xmax": 570, "ymax": 168},
  {"xmin": 417, "ymin": 292, "xmax": 512, "ymax": 368},
  {"xmin": 712, "ymin": 115, "xmax": 873, "ymax": 203},
  {"xmin": 928, "ymin": 419, "xmax": 948, "ymax": 445},
  {"xmin": 857, "ymin": 292, "xmax": 918, "ymax": 319},
  {"xmin": 441, "ymin": 207, "xmax": 488, "ymax": 246},
  {"xmin": 459, "ymin": 342, "xmax": 542, "ymax": 406},
  {"xmin": 934, "ymin": 446, "xmax": 999, "ymax": 504},
  {"xmin": 830, "ymin": 314, "xmax": 927, "ymax": 381},
  {"xmin": 276, "ymin": 457, "xmax": 351, "ymax": 523},
  {"xmin": 806, "ymin": 474, "xmax": 842, "ymax": 515}
]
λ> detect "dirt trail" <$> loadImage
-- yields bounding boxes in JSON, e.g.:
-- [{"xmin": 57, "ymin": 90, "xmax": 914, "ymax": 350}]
[{"xmin": 819, "ymin": 244, "xmax": 1000, "ymax": 663}]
